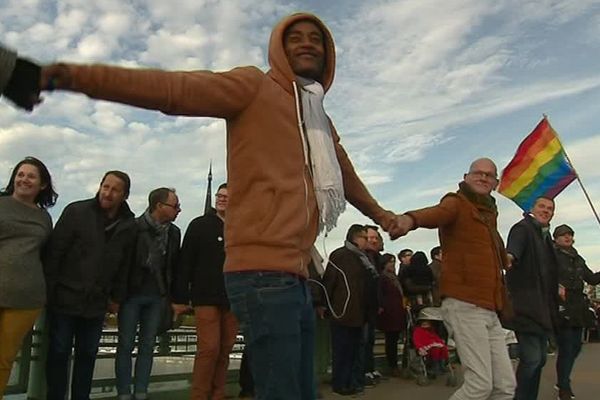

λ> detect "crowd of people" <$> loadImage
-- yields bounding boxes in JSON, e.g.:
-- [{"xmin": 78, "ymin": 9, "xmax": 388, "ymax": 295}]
[{"xmin": 1, "ymin": 11, "xmax": 599, "ymax": 400}]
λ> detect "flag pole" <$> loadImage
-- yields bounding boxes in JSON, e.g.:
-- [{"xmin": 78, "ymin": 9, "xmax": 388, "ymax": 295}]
[{"xmin": 544, "ymin": 114, "xmax": 600, "ymax": 226}]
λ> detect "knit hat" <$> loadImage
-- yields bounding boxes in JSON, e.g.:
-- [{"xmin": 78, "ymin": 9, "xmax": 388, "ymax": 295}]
[{"xmin": 553, "ymin": 224, "xmax": 574, "ymax": 239}]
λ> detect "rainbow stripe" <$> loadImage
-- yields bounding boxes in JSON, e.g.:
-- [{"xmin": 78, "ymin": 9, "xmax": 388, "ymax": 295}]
[{"xmin": 499, "ymin": 118, "xmax": 576, "ymax": 211}]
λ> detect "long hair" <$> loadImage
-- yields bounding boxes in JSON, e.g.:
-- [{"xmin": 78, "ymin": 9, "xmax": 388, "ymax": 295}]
[{"xmin": 0, "ymin": 156, "xmax": 58, "ymax": 209}]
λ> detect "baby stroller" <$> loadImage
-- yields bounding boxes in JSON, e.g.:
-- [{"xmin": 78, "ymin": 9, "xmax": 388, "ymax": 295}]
[{"xmin": 400, "ymin": 305, "xmax": 458, "ymax": 387}]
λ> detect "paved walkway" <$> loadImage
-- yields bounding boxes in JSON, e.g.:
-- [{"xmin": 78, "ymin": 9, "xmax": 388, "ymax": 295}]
[{"xmin": 144, "ymin": 342, "xmax": 600, "ymax": 400}]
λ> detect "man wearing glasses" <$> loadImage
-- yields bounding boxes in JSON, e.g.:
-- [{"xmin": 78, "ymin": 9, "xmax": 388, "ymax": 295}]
[
  {"xmin": 322, "ymin": 224, "xmax": 376, "ymax": 396},
  {"xmin": 172, "ymin": 183, "xmax": 238, "ymax": 400},
  {"xmin": 394, "ymin": 158, "xmax": 516, "ymax": 400},
  {"xmin": 115, "ymin": 187, "xmax": 182, "ymax": 400}
]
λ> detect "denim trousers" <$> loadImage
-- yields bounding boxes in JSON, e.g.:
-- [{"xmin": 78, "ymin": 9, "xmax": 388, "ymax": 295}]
[
  {"xmin": 46, "ymin": 311, "xmax": 105, "ymax": 400},
  {"xmin": 115, "ymin": 295, "xmax": 163, "ymax": 396},
  {"xmin": 514, "ymin": 331, "xmax": 548, "ymax": 400},
  {"xmin": 225, "ymin": 271, "xmax": 315, "ymax": 400},
  {"xmin": 329, "ymin": 322, "xmax": 361, "ymax": 392},
  {"xmin": 441, "ymin": 297, "xmax": 515, "ymax": 400},
  {"xmin": 313, "ymin": 315, "xmax": 331, "ymax": 386},
  {"xmin": 363, "ymin": 322, "xmax": 376, "ymax": 373},
  {"xmin": 556, "ymin": 326, "xmax": 583, "ymax": 392}
]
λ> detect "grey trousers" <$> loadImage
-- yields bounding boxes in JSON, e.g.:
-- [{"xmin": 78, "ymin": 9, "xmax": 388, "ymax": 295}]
[{"xmin": 442, "ymin": 297, "xmax": 516, "ymax": 400}]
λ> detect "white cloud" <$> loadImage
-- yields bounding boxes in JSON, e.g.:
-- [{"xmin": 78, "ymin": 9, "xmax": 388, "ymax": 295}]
[{"xmin": 2, "ymin": 0, "xmax": 600, "ymax": 268}]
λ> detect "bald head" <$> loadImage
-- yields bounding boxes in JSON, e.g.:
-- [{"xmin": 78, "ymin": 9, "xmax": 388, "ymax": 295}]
[
  {"xmin": 468, "ymin": 158, "xmax": 497, "ymax": 174},
  {"xmin": 464, "ymin": 158, "xmax": 499, "ymax": 195}
]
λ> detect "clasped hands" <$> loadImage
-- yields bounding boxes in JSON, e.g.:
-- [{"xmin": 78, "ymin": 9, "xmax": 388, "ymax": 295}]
[{"xmin": 382, "ymin": 212, "xmax": 415, "ymax": 240}]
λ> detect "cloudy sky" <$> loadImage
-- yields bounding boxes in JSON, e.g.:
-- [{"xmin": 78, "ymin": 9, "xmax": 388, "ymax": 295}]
[{"xmin": 2, "ymin": 0, "xmax": 600, "ymax": 271}]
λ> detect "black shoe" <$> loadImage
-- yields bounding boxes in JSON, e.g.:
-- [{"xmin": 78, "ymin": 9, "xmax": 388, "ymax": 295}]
[
  {"xmin": 332, "ymin": 388, "xmax": 355, "ymax": 396},
  {"xmin": 554, "ymin": 385, "xmax": 575, "ymax": 399},
  {"xmin": 238, "ymin": 390, "xmax": 254, "ymax": 399},
  {"xmin": 558, "ymin": 389, "xmax": 573, "ymax": 400},
  {"xmin": 364, "ymin": 373, "xmax": 376, "ymax": 387}
]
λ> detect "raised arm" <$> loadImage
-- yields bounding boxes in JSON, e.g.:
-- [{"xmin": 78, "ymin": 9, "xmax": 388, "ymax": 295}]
[{"xmin": 40, "ymin": 63, "xmax": 263, "ymax": 119}]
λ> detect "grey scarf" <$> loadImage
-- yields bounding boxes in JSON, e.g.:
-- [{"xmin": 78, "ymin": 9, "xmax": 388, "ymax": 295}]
[
  {"xmin": 345, "ymin": 240, "xmax": 378, "ymax": 279},
  {"xmin": 143, "ymin": 210, "xmax": 169, "ymax": 272}
]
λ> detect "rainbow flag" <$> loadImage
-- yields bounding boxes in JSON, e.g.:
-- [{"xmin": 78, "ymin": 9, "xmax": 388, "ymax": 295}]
[{"xmin": 498, "ymin": 117, "xmax": 577, "ymax": 211}]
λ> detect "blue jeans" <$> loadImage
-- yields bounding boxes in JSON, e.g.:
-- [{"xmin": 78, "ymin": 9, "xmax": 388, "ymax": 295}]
[
  {"xmin": 363, "ymin": 322, "xmax": 376, "ymax": 373},
  {"xmin": 351, "ymin": 324, "xmax": 367, "ymax": 389},
  {"xmin": 515, "ymin": 331, "xmax": 548, "ymax": 400},
  {"xmin": 46, "ymin": 311, "xmax": 105, "ymax": 400},
  {"xmin": 556, "ymin": 326, "xmax": 583, "ymax": 392},
  {"xmin": 330, "ymin": 322, "xmax": 361, "ymax": 392},
  {"xmin": 115, "ymin": 295, "xmax": 163, "ymax": 396},
  {"xmin": 225, "ymin": 271, "xmax": 315, "ymax": 400}
]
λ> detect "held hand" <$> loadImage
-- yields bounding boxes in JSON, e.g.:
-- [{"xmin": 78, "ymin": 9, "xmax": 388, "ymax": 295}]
[
  {"xmin": 40, "ymin": 63, "xmax": 72, "ymax": 91},
  {"xmin": 387, "ymin": 214, "xmax": 414, "ymax": 240},
  {"xmin": 506, "ymin": 253, "xmax": 515, "ymax": 270},
  {"xmin": 316, "ymin": 306, "xmax": 326, "ymax": 319},
  {"xmin": 107, "ymin": 302, "xmax": 120, "ymax": 314},
  {"xmin": 558, "ymin": 284, "xmax": 566, "ymax": 301},
  {"xmin": 172, "ymin": 303, "xmax": 190, "ymax": 316}
]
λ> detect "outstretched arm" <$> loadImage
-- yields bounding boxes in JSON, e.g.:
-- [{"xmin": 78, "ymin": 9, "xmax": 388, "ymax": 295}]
[{"xmin": 40, "ymin": 63, "xmax": 263, "ymax": 118}]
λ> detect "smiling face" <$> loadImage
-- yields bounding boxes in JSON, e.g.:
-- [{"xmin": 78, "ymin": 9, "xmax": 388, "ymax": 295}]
[
  {"xmin": 284, "ymin": 20, "xmax": 325, "ymax": 80},
  {"xmin": 366, "ymin": 228, "xmax": 379, "ymax": 252},
  {"xmin": 530, "ymin": 197, "xmax": 555, "ymax": 226},
  {"xmin": 12, "ymin": 163, "xmax": 46, "ymax": 204},
  {"xmin": 215, "ymin": 187, "xmax": 228, "ymax": 215},
  {"xmin": 464, "ymin": 158, "xmax": 499, "ymax": 196},
  {"xmin": 98, "ymin": 173, "xmax": 127, "ymax": 214}
]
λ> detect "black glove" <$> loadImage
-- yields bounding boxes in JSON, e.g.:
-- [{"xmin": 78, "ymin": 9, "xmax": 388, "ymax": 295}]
[{"xmin": 2, "ymin": 57, "xmax": 41, "ymax": 111}]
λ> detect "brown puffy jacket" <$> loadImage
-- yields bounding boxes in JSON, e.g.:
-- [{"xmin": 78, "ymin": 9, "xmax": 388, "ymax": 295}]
[{"xmin": 406, "ymin": 191, "xmax": 508, "ymax": 312}]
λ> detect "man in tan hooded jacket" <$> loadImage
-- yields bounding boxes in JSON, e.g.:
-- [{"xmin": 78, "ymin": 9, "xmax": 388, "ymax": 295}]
[{"xmin": 34, "ymin": 13, "xmax": 400, "ymax": 400}]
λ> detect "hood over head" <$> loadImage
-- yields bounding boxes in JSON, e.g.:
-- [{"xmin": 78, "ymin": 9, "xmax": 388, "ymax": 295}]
[{"xmin": 268, "ymin": 13, "xmax": 336, "ymax": 93}]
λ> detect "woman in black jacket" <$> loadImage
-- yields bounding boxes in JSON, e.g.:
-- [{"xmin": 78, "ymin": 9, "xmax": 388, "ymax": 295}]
[{"xmin": 553, "ymin": 224, "xmax": 600, "ymax": 400}]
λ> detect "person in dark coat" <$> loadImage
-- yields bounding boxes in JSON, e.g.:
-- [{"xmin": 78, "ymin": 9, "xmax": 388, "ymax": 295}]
[
  {"xmin": 396, "ymin": 248, "xmax": 413, "ymax": 282},
  {"xmin": 401, "ymin": 251, "xmax": 434, "ymax": 307},
  {"xmin": 44, "ymin": 170, "xmax": 137, "ymax": 400},
  {"xmin": 322, "ymin": 224, "xmax": 373, "ymax": 396},
  {"xmin": 429, "ymin": 246, "xmax": 443, "ymax": 306},
  {"xmin": 171, "ymin": 183, "xmax": 238, "ymax": 400},
  {"xmin": 115, "ymin": 188, "xmax": 181, "ymax": 400},
  {"xmin": 376, "ymin": 254, "xmax": 406, "ymax": 375},
  {"xmin": 363, "ymin": 225, "xmax": 384, "ymax": 384},
  {"xmin": 552, "ymin": 224, "xmax": 600, "ymax": 400},
  {"xmin": 506, "ymin": 196, "xmax": 560, "ymax": 400}
]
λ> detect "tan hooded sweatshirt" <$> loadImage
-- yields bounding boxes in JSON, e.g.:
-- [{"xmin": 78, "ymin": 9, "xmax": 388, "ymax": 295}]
[{"xmin": 61, "ymin": 13, "xmax": 395, "ymax": 278}]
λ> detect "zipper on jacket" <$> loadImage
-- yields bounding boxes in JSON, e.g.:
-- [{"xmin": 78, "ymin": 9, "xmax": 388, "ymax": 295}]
[{"xmin": 293, "ymin": 80, "xmax": 311, "ymax": 274}]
